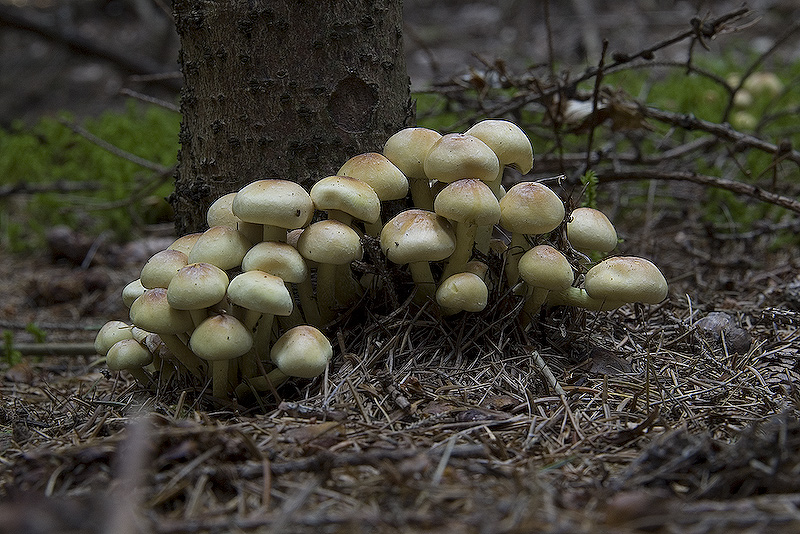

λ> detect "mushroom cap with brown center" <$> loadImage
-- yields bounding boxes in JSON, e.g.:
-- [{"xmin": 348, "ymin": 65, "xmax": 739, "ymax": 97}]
[
  {"xmin": 189, "ymin": 314, "xmax": 253, "ymax": 362},
  {"xmin": 423, "ymin": 133, "xmax": 500, "ymax": 184},
  {"xmin": 380, "ymin": 209, "xmax": 457, "ymax": 265},
  {"xmin": 433, "ymin": 178, "xmax": 501, "ymax": 227},
  {"xmin": 167, "ymin": 262, "xmax": 229, "ymax": 311},
  {"xmin": 499, "ymin": 181, "xmax": 565, "ymax": 235}
]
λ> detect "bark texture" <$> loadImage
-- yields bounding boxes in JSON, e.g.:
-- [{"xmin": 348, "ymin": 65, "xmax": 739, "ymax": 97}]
[{"xmin": 171, "ymin": 0, "xmax": 412, "ymax": 235}]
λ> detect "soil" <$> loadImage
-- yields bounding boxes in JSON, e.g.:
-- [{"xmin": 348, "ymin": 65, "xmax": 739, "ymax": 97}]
[{"xmin": 2, "ymin": 1, "xmax": 800, "ymax": 533}]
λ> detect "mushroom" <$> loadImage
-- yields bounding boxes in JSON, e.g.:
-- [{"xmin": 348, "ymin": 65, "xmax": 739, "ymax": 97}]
[
  {"xmin": 236, "ymin": 325, "xmax": 332, "ymax": 397},
  {"xmin": 226, "ymin": 269, "xmax": 294, "ymax": 371},
  {"xmin": 566, "ymin": 207, "xmax": 618, "ymax": 255},
  {"xmin": 206, "ymin": 192, "xmax": 262, "ymax": 244},
  {"xmin": 383, "ymin": 127, "xmax": 441, "ymax": 211},
  {"xmin": 380, "ymin": 209, "xmax": 457, "ymax": 304},
  {"xmin": 546, "ymin": 256, "xmax": 668, "ymax": 310},
  {"xmin": 187, "ymin": 225, "xmax": 251, "ymax": 271},
  {"xmin": 517, "ymin": 245, "xmax": 574, "ymax": 318},
  {"xmin": 94, "ymin": 320, "xmax": 134, "ymax": 356},
  {"xmin": 167, "ymin": 262, "xmax": 230, "ymax": 327},
  {"xmin": 309, "ymin": 175, "xmax": 381, "ymax": 227},
  {"xmin": 140, "ymin": 249, "xmax": 188, "ymax": 289},
  {"xmin": 436, "ymin": 261, "xmax": 489, "ymax": 315},
  {"xmin": 296, "ymin": 219, "xmax": 363, "ymax": 324},
  {"xmin": 122, "ymin": 279, "xmax": 146, "ymax": 308},
  {"xmin": 499, "ymin": 181, "xmax": 565, "ymax": 288},
  {"xmin": 241, "ymin": 240, "xmax": 310, "ymax": 328},
  {"xmin": 129, "ymin": 288, "xmax": 205, "ymax": 378},
  {"xmin": 337, "ymin": 152, "xmax": 409, "ymax": 235},
  {"xmin": 189, "ymin": 313, "xmax": 253, "ymax": 399},
  {"xmin": 584, "ymin": 256, "xmax": 668, "ymax": 307},
  {"xmin": 232, "ymin": 179, "xmax": 314, "ymax": 242},
  {"xmin": 167, "ymin": 232, "xmax": 203, "ymax": 256},
  {"xmin": 433, "ymin": 178, "xmax": 501, "ymax": 280},
  {"xmin": 106, "ymin": 338, "xmax": 153, "ymax": 387},
  {"xmin": 464, "ymin": 119, "xmax": 534, "ymax": 199},
  {"xmin": 423, "ymin": 133, "xmax": 500, "ymax": 187}
]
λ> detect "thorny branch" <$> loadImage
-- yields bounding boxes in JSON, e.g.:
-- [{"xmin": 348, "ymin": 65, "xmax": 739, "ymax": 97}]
[{"xmin": 437, "ymin": 6, "xmax": 799, "ymax": 222}]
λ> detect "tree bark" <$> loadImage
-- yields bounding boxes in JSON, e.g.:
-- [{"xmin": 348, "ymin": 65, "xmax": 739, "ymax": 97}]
[{"xmin": 171, "ymin": 0, "xmax": 413, "ymax": 235}]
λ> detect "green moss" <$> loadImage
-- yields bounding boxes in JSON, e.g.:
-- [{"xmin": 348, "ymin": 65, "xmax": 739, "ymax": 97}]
[{"xmin": 0, "ymin": 100, "xmax": 180, "ymax": 252}]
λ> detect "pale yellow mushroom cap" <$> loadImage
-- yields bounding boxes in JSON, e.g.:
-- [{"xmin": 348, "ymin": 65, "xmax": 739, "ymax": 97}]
[
  {"xmin": 310, "ymin": 175, "xmax": 381, "ymax": 224},
  {"xmin": 423, "ymin": 133, "xmax": 500, "ymax": 184},
  {"xmin": 337, "ymin": 152, "xmax": 409, "ymax": 201},
  {"xmin": 167, "ymin": 232, "xmax": 203, "ymax": 256},
  {"xmin": 383, "ymin": 127, "xmax": 442, "ymax": 180},
  {"xmin": 94, "ymin": 320, "xmax": 134, "ymax": 356},
  {"xmin": 434, "ymin": 178, "xmax": 501, "ymax": 226},
  {"xmin": 206, "ymin": 192, "xmax": 239, "ymax": 229},
  {"xmin": 380, "ymin": 209, "xmax": 456, "ymax": 265},
  {"xmin": 567, "ymin": 207, "xmax": 618, "ymax": 253},
  {"xmin": 436, "ymin": 272, "xmax": 489, "ymax": 313},
  {"xmin": 584, "ymin": 256, "xmax": 668, "ymax": 304},
  {"xmin": 465, "ymin": 119, "xmax": 534, "ymax": 173},
  {"xmin": 241, "ymin": 241, "xmax": 308, "ymax": 283},
  {"xmin": 297, "ymin": 220, "xmax": 363, "ymax": 265},
  {"xmin": 270, "ymin": 325, "xmax": 332, "ymax": 378},
  {"xmin": 140, "ymin": 249, "xmax": 188, "ymax": 289},
  {"xmin": 189, "ymin": 314, "xmax": 253, "ymax": 362},
  {"xmin": 187, "ymin": 225, "xmax": 251, "ymax": 271},
  {"xmin": 130, "ymin": 288, "xmax": 194, "ymax": 335},
  {"xmin": 518, "ymin": 245, "xmax": 574, "ymax": 290},
  {"xmin": 106, "ymin": 339, "xmax": 153, "ymax": 371},
  {"xmin": 499, "ymin": 181, "xmax": 565, "ymax": 235},
  {"xmin": 167, "ymin": 262, "xmax": 229, "ymax": 310},
  {"xmin": 227, "ymin": 270, "xmax": 294, "ymax": 317},
  {"xmin": 232, "ymin": 179, "xmax": 314, "ymax": 229}
]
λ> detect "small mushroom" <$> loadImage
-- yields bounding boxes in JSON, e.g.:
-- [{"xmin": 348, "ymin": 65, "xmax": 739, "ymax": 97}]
[
  {"xmin": 566, "ymin": 207, "xmax": 618, "ymax": 255},
  {"xmin": 380, "ymin": 209, "xmax": 457, "ymax": 304},
  {"xmin": 189, "ymin": 313, "xmax": 253, "ymax": 399},
  {"xmin": 106, "ymin": 338, "xmax": 153, "ymax": 387},
  {"xmin": 383, "ymin": 127, "xmax": 441, "ymax": 211},
  {"xmin": 232, "ymin": 179, "xmax": 314, "ymax": 242}
]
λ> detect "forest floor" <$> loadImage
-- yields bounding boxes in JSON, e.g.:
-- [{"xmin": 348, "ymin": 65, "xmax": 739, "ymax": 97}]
[
  {"xmin": 2, "ymin": 1, "xmax": 800, "ymax": 533},
  {"xmin": 1, "ymin": 178, "xmax": 799, "ymax": 534}
]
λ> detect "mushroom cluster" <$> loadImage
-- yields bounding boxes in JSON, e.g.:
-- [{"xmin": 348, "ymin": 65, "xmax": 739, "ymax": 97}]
[{"xmin": 96, "ymin": 119, "xmax": 668, "ymax": 400}]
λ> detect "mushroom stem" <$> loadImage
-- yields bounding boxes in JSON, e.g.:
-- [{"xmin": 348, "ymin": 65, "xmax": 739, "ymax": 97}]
[
  {"xmin": 409, "ymin": 179, "xmax": 434, "ymax": 211},
  {"xmin": 441, "ymin": 222, "xmax": 478, "ymax": 281},
  {"xmin": 234, "ymin": 368, "xmax": 289, "ymax": 398},
  {"xmin": 545, "ymin": 286, "xmax": 625, "ymax": 311},
  {"xmin": 316, "ymin": 263, "xmax": 339, "ymax": 324},
  {"xmin": 210, "ymin": 360, "xmax": 231, "ymax": 399},
  {"xmin": 297, "ymin": 277, "xmax": 321, "ymax": 327},
  {"xmin": 159, "ymin": 333, "xmax": 206, "ymax": 379},
  {"xmin": 409, "ymin": 261, "xmax": 437, "ymax": 304},
  {"xmin": 262, "ymin": 224, "xmax": 286, "ymax": 243},
  {"xmin": 505, "ymin": 232, "xmax": 529, "ymax": 290}
]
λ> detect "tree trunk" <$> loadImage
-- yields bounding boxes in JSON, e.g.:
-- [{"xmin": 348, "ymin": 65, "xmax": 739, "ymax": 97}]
[{"xmin": 171, "ymin": 0, "xmax": 412, "ymax": 235}]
